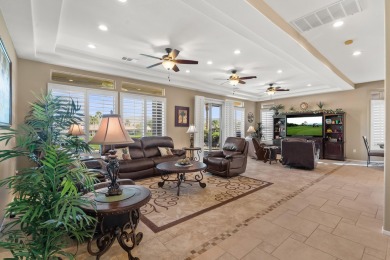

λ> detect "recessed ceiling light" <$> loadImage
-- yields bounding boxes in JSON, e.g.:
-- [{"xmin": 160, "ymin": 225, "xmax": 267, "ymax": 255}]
[
  {"xmin": 277, "ymin": 70, "xmax": 282, "ymax": 74},
  {"xmin": 353, "ymin": 51, "xmax": 362, "ymax": 56},
  {"xmin": 69, "ymin": 79, "xmax": 73, "ymax": 82},
  {"xmin": 186, "ymin": 70, "xmax": 190, "ymax": 73},
  {"xmin": 118, "ymin": 0, "xmax": 127, "ymax": 2},
  {"xmin": 307, "ymin": 83, "xmax": 311, "ymax": 87},
  {"xmin": 234, "ymin": 49, "xmax": 241, "ymax": 54},
  {"xmin": 98, "ymin": 24, "xmax": 108, "ymax": 31},
  {"xmin": 333, "ymin": 21, "xmax": 344, "ymax": 28},
  {"xmin": 137, "ymin": 88, "xmax": 141, "ymax": 91},
  {"xmin": 88, "ymin": 44, "xmax": 96, "ymax": 49},
  {"xmin": 207, "ymin": 61, "xmax": 213, "ymax": 65}
]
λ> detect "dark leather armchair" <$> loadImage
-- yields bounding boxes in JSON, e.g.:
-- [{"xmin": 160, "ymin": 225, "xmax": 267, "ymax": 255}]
[
  {"xmin": 281, "ymin": 139, "xmax": 319, "ymax": 169},
  {"xmin": 252, "ymin": 138, "xmax": 267, "ymax": 162},
  {"xmin": 203, "ymin": 137, "xmax": 249, "ymax": 177}
]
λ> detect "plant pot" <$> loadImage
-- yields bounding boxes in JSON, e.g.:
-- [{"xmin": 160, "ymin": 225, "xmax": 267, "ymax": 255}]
[{"xmin": 122, "ymin": 154, "xmax": 130, "ymax": 160}]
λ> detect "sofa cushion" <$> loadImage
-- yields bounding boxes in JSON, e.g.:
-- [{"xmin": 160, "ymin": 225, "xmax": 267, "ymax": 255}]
[
  {"xmin": 142, "ymin": 136, "xmax": 174, "ymax": 158},
  {"xmin": 118, "ymin": 158, "xmax": 154, "ymax": 173},
  {"xmin": 151, "ymin": 155, "xmax": 179, "ymax": 165}
]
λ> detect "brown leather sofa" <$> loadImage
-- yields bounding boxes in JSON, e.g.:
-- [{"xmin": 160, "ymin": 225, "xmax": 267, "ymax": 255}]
[
  {"xmin": 100, "ymin": 136, "xmax": 186, "ymax": 180},
  {"xmin": 281, "ymin": 138, "xmax": 319, "ymax": 169},
  {"xmin": 203, "ymin": 137, "xmax": 249, "ymax": 177}
]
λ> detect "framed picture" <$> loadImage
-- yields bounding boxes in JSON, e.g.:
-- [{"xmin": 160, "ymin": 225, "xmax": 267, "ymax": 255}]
[
  {"xmin": 175, "ymin": 106, "xmax": 189, "ymax": 127},
  {"xmin": 0, "ymin": 38, "xmax": 12, "ymax": 126}
]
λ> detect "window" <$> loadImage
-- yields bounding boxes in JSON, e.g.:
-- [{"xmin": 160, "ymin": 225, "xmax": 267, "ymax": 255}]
[
  {"xmin": 261, "ymin": 109, "xmax": 273, "ymax": 141},
  {"xmin": 370, "ymin": 99, "xmax": 385, "ymax": 150},
  {"xmin": 120, "ymin": 93, "xmax": 166, "ymax": 137},
  {"xmin": 234, "ymin": 107, "xmax": 245, "ymax": 137},
  {"xmin": 48, "ymin": 84, "xmax": 118, "ymax": 142}
]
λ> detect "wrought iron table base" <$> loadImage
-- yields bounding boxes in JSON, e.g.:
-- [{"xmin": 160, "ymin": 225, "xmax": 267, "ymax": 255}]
[
  {"xmin": 87, "ymin": 209, "xmax": 142, "ymax": 260},
  {"xmin": 158, "ymin": 171, "xmax": 207, "ymax": 196}
]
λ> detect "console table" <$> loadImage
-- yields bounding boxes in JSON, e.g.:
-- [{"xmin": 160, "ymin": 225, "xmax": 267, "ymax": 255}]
[{"xmin": 81, "ymin": 185, "xmax": 151, "ymax": 260}]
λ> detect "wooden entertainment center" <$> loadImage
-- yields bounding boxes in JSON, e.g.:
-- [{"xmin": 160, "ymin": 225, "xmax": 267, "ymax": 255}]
[{"xmin": 273, "ymin": 112, "xmax": 345, "ymax": 161}]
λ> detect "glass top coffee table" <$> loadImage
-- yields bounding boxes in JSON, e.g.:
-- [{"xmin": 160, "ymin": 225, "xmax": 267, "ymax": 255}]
[{"xmin": 156, "ymin": 161, "xmax": 207, "ymax": 196}]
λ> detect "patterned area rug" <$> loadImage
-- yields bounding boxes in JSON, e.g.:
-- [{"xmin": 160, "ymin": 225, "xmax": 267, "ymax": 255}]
[{"xmin": 138, "ymin": 172, "xmax": 272, "ymax": 233}]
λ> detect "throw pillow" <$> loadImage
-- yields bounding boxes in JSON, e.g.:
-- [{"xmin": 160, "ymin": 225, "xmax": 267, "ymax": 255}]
[
  {"xmin": 158, "ymin": 147, "xmax": 173, "ymax": 156},
  {"xmin": 114, "ymin": 147, "xmax": 131, "ymax": 160},
  {"xmin": 223, "ymin": 145, "xmax": 237, "ymax": 151}
]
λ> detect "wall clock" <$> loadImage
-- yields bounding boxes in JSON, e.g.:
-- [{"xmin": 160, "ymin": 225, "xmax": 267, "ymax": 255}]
[
  {"xmin": 300, "ymin": 102, "xmax": 309, "ymax": 110},
  {"xmin": 247, "ymin": 112, "xmax": 254, "ymax": 123}
]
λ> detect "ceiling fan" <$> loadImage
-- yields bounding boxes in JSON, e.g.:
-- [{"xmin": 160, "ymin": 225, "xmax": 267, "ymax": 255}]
[
  {"xmin": 265, "ymin": 83, "xmax": 290, "ymax": 95},
  {"xmin": 140, "ymin": 48, "xmax": 198, "ymax": 72},
  {"xmin": 215, "ymin": 70, "xmax": 257, "ymax": 86}
]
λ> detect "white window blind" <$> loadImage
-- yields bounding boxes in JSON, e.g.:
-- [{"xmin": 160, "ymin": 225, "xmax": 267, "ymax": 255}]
[
  {"xmin": 261, "ymin": 109, "xmax": 273, "ymax": 141},
  {"xmin": 48, "ymin": 83, "xmax": 117, "ymax": 142},
  {"xmin": 370, "ymin": 100, "xmax": 385, "ymax": 149},
  {"xmin": 234, "ymin": 107, "xmax": 245, "ymax": 137},
  {"xmin": 121, "ymin": 93, "xmax": 166, "ymax": 137}
]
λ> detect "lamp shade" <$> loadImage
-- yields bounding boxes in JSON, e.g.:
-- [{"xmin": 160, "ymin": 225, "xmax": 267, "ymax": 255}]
[
  {"xmin": 186, "ymin": 124, "xmax": 198, "ymax": 134},
  {"xmin": 247, "ymin": 125, "xmax": 256, "ymax": 133},
  {"xmin": 89, "ymin": 114, "xmax": 134, "ymax": 145},
  {"xmin": 68, "ymin": 124, "xmax": 85, "ymax": 136}
]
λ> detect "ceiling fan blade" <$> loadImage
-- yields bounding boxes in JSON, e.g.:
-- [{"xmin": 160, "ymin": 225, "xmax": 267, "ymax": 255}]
[
  {"xmin": 214, "ymin": 78, "xmax": 229, "ymax": 80},
  {"xmin": 276, "ymin": 89, "xmax": 290, "ymax": 91},
  {"xmin": 146, "ymin": 62, "xmax": 162, "ymax": 69},
  {"xmin": 239, "ymin": 76, "xmax": 257, "ymax": 80},
  {"xmin": 172, "ymin": 64, "xmax": 180, "ymax": 72},
  {"xmin": 167, "ymin": 48, "xmax": 180, "ymax": 59},
  {"xmin": 175, "ymin": 59, "xmax": 198, "ymax": 64},
  {"xmin": 140, "ymin": 54, "xmax": 162, "ymax": 60},
  {"xmin": 239, "ymin": 80, "xmax": 246, "ymax": 84}
]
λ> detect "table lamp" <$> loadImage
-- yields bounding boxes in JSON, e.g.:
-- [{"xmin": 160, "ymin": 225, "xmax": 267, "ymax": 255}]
[
  {"xmin": 89, "ymin": 114, "xmax": 134, "ymax": 196},
  {"xmin": 247, "ymin": 125, "xmax": 256, "ymax": 138},
  {"xmin": 186, "ymin": 124, "xmax": 198, "ymax": 148},
  {"xmin": 68, "ymin": 123, "xmax": 85, "ymax": 136}
]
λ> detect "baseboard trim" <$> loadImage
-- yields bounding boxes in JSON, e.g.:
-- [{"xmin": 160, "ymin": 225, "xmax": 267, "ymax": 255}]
[{"xmin": 382, "ymin": 227, "xmax": 390, "ymax": 236}]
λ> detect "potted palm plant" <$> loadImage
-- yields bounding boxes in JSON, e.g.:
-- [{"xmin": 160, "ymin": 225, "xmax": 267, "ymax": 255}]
[{"xmin": 0, "ymin": 92, "xmax": 97, "ymax": 259}]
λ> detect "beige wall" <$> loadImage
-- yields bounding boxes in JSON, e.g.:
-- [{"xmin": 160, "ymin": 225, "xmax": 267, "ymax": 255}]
[
  {"xmin": 17, "ymin": 59, "xmax": 256, "ymax": 151},
  {"xmin": 256, "ymin": 80, "xmax": 384, "ymax": 161},
  {"xmin": 383, "ymin": 0, "xmax": 390, "ymax": 232},
  {"xmin": 0, "ymin": 11, "xmax": 18, "ymax": 224}
]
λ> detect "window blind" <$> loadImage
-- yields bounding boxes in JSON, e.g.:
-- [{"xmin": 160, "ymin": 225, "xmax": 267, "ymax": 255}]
[
  {"xmin": 48, "ymin": 83, "xmax": 117, "ymax": 142},
  {"xmin": 261, "ymin": 109, "xmax": 274, "ymax": 141},
  {"xmin": 121, "ymin": 93, "xmax": 166, "ymax": 137},
  {"xmin": 234, "ymin": 107, "xmax": 245, "ymax": 137},
  {"xmin": 370, "ymin": 100, "xmax": 385, "ymax": 149}
]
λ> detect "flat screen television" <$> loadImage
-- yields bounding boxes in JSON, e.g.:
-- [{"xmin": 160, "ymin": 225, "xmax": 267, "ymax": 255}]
[{"xmin": 286, "ymin": 115, "xmax": 323, "ymax": 137}]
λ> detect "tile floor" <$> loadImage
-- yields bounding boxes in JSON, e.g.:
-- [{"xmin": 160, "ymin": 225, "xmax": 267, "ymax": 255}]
[{"xmin": 0, "ymin": 159, "xmax": 386, "ymax": 260}]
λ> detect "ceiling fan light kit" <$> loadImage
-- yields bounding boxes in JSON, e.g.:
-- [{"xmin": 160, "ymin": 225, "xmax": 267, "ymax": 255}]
[{"xmin": 141, "ymin": 48, "xmax": 198, "ymax": 73}]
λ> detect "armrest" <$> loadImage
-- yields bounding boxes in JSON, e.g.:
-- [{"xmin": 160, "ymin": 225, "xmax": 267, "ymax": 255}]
[
  {"xmin": 225, "ymin": 153, "xmax": 245, "ymax": 160},
  {"xmin": 208, "ymin": 150, "xmax": 224, "ymax": 157},
  {"xmin": 172, "ymin": 149, "xmax": 186, "ymax": 156}
]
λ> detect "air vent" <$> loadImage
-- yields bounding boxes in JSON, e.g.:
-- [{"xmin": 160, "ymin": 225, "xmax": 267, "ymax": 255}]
[
  {"xmin": 122, "ymin": 57, "xmax": 138, "ymax": 63},
  {"xmin": 291, "ymin": 0, "xmax": 363, "ymax": 32}
]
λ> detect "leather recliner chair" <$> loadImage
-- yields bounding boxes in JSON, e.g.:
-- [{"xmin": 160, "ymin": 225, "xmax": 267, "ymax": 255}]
[
  {"xmin": 281, "ymin": 138, "xmax": 319, "ymax": 170},
  {"xmin": 203, "ymin": 137, "xmax": 249, "ymax": 178}
]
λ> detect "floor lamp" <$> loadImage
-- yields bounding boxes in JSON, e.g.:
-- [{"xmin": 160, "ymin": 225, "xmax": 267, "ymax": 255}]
[{"xmin": 89, "ymin": 114, "xmax": 134, "ymax": 196}]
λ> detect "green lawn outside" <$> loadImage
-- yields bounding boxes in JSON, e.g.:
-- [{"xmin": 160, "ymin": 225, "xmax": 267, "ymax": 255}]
[{"xmin": 287, "ymin": 125, "xmax": 322, "ymax": 136}]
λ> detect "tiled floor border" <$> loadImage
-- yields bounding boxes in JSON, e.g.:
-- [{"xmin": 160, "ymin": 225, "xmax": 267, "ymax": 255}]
[{"xmin": 184, "ymin": 164, "xmax": 345, "ymax": 260}]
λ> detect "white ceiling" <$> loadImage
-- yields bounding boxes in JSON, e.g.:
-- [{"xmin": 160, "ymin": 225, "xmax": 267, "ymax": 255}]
[{"xmin": 0, "ymin": 0, "xmax": 384, "ymax": 101}]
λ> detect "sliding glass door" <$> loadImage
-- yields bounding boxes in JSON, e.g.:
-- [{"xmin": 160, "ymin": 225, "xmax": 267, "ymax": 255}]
[{"xmin": 204, "ymin": 103, "xmax": 222, "ymax": 152}]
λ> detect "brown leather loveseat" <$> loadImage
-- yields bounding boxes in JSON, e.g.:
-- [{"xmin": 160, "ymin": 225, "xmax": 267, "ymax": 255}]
[
  {"xmin": 101, "ymin": 136, "xmax": 186, "ymax": 179},
  {"xmin": 281, "ymin": 138, "xmax": 319, "ymax": 170},
  {"xmin": 203, "ymin": 137, "xmax": 249, "ymax": 178}
]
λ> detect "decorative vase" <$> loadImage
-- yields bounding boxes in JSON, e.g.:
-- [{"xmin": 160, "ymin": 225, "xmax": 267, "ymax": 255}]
[{"xmin": 122, "ymin": 154, "xmax": 130, "ymax": 160}]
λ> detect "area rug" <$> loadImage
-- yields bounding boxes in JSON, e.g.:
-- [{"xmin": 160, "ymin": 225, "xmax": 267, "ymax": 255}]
[{"xmin": 137, "ymin": 172, "xmax": 273, "ymax": 232}]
